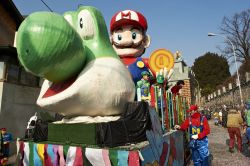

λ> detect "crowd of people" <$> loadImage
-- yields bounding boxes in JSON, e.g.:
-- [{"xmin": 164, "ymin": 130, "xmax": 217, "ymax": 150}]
[{"xmin": 208, "ymin": 100, "xmax": 250, "ymax": 153}]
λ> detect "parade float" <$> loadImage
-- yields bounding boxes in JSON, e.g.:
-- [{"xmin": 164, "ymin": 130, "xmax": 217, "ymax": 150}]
[{"xmin": 15, "ymin": 6, "xmax": 190, "ymax": 166}]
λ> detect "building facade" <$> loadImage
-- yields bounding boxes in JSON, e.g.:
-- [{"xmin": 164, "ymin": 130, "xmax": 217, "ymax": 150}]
[
  {"xmin": 0, "ymin": 0, "xmax": 50, "ymax": 155},
  {"xmin": 169, "ymin": 56, "xmax": 195, "ymax": 105}
]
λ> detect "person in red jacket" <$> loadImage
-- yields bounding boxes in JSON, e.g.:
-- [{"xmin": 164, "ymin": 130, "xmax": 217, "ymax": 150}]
[
  {"xmin": 171, "ymin": 80, "xmax": 184, "ymax": 95},
  {"xmin": 175, "ymin": 105, "xmax": 210, "ymax": 166}
]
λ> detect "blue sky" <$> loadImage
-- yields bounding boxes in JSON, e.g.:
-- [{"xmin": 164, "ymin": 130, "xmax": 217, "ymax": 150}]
[{"xmin": 13, "ymin": 0, "xmax": 250, "ymax": 72}]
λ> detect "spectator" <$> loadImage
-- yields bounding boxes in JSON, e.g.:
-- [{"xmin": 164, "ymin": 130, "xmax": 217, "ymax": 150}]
[
  {"xmin": 218, "ymin": 110, "xmax": 222, "ymax": 125},
  {"xmin": 175, "ymin": 105, "xmax": 210, "ymax": 166},
  {"xmin": 222, "ymin": 105, "xmax": 228, "ymax": 128},
  {"xmin": 227, "ymin": 108, "xmax": 243, "ymax": 152},
  {"xmin": 171, "ymin": 80, "xmax": 184, "ymax": 95},
  {"xmin": 0, "ymin": 128, "xmax": 12, "ymax": 164},
  {"xmin": 213, "ymin": 111, "xmax": 219, "ymax": 125},
  {"xmin": 244, "ymin": 99, "xmax": 250, "ymax": 146}
]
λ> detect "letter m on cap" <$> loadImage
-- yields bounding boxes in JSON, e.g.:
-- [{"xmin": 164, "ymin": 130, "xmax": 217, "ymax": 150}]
[
  {"xmin": 121, "ymin": 11, "xmax": 131, "ymax": 19},
  {"xmin": 116, "ymin": 10, "xmax": 139, "ymax": 21}
]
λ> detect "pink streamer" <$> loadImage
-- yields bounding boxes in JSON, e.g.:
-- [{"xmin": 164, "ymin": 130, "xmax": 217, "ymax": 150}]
[
  {"xmin": 102, "ymin": 149, "xmax": 111, "ymax": 166},
  {"xmin": 128, "ymin": 151, "xmax": 140, "ymax": 166},
  {"xmin": 58, "ymin": 145, "xmax": 65, "ymax": 166}
]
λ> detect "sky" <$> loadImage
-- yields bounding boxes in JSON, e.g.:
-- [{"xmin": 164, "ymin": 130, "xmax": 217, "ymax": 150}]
[{"xmin": 12, "ymin": 0, "xmax": 250, "ymax": 73}]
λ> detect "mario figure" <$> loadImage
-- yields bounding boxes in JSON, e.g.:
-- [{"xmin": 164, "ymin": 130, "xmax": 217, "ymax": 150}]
[
  {"xmin": 175, "ymin": 105, "xmax": 210, "ymax": 166},
  {"xmin": 110, "ymin": 10, "xmax": 151, "ymax": 84}
]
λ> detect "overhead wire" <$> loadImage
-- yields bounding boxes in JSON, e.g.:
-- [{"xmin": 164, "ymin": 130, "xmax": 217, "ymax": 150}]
[{"xmin": 40, "ymin": 0, "xmax": 53, "ymax": 12}]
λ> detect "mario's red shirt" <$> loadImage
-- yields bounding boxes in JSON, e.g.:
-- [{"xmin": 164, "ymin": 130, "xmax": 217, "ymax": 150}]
[
  {"xmin": 171, "ymin": 85, "xmax": 182, "ymax": 95},
  {"xmin": 180, "ymin": 112, "xmax": 210, "ymax": 139}
]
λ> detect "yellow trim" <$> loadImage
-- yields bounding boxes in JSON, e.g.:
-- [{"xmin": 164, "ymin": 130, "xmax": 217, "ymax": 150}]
[{"xmin": 137, "ymin": 61, "xmax": 145, "ymax": 68}]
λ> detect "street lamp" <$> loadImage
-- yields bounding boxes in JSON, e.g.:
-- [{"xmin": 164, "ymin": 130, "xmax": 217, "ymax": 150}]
[
  {"xmin": 208, "ymin": 32, "xmax": 244, "ymax": 106},
  {"xmin": 190, "ymin": 70, "xmax": 200, "ymax": 105}
]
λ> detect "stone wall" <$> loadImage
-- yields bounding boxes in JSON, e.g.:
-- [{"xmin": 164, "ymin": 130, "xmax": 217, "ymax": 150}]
[
  {"xmin": 181, "ymin": 79, "xmax": 191, "ymax": 98},
  {"xmin": 204, "ymin": 80, "xmax": 250, "ymax": 107}
]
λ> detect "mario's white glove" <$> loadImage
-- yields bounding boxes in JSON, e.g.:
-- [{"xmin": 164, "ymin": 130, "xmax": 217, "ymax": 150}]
[
  {"xmin": 174, "ymin": 125, "xmax": 180, "ymax": 130},
  {"xmin": 191, "ymin": 134, "xmax": 198, "ymax": 140}
]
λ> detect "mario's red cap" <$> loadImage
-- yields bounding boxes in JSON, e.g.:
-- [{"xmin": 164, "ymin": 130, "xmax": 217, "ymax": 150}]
[
  {"xmin": 110, "ymin": 10, "xmax": 148, "ymax": 32},
  {"xmin": 1, "ymin": 128, "xmax": 6, "ymax": 131},
  {"xmin": 187, "ymin": 105, "xmax": 198, "ymax": 112}
]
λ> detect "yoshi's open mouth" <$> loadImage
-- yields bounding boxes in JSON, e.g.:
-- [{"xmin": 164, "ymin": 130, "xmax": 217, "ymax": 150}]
[{"xmin": 42, "ymin": 76, "xmax": 77, "ymax": 98}]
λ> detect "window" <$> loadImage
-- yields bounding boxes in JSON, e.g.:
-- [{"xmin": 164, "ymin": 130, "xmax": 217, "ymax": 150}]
[
  {"xmin": 20, "ymin": 68, "xmax": 40, "ymax": 87},
  {"xmin": 6, "ymin": 63, "xmax": 40, "ymax": 87},
  {"xmin": 0, "ymin": 62, "xmax": 5, "ymax": 80},
  {"xmin": 6, "ymin": 64, "xmax": 19, "ymax": 83}
]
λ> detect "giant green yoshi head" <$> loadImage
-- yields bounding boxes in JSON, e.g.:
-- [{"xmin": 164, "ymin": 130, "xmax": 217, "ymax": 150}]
[{"xmin": 16, "ymin": 6, "xmax": 135, "ymax": 117}]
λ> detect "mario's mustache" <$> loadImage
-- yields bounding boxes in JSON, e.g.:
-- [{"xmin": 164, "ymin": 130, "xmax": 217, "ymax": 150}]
[{"xmin": 112, "ymin": 39, "xmax": 143, "ymax": 49}]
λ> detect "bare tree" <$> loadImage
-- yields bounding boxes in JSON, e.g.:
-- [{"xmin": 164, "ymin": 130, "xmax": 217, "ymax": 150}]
[{"xmin": 220, "ymin": 9, "xmax": 250, "ymax": 63}]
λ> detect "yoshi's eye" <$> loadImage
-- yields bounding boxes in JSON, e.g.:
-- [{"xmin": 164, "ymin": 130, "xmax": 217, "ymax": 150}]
[
  {"xmin": 77, "ymin": 10, "xmax": 95, "ymax": 40},
  {"xmin": 80, "ymin": 18, "xmax": 83, "ymax": 29}
]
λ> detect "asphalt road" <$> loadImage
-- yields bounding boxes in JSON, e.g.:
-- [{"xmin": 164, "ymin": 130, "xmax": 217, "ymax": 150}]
[{"xmin": 208, "ymin": 120, "xmax": 250, "ymax": 166}]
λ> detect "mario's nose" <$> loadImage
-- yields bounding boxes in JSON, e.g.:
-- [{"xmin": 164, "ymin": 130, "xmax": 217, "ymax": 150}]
[
  {"xmin": 119, "ymin": 32, "xmax": 134, "ymax": 46},
  {"xmin": 120, "ymin": 40, "xmax": 133, "ymax": 47}
]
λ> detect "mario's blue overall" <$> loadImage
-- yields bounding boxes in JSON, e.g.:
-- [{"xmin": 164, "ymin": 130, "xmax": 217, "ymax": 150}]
[
  {"xmin": 127, "ymin": 57, "xmax": 151, "ymax": 84},
  {"xmin": 189, "ymin": 116, "xmax": 210, "ymax": 166}
]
